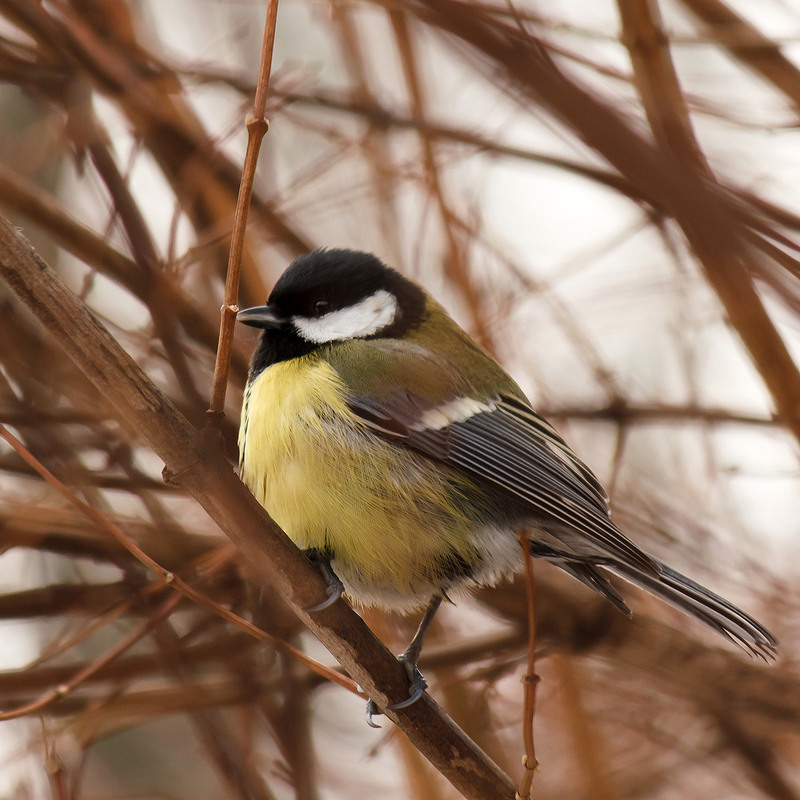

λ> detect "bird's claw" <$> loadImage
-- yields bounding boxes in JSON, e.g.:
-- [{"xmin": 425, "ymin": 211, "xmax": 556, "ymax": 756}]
[
  {"xmin": 365, "ymin": 698, "xmax": 382, "ymax": 728},
  {"xmin": 387, "ymin": 679, "xmax": 427, "ymax": 710},
  {"xmin": 364, "ymin": 655, "xmax": 428, "ymax": 727},
  {"xmin": 303, "ymin": 549, "xmax": 345, "ymax": 613},
  {"xmin": 303, "ymin": 575, "xmax": 344, "ymax": 613}
]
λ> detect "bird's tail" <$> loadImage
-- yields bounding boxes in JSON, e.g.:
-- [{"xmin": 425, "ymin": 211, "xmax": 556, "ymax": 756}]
[
  {"xmin": 531, "ymin": 542, "xmax": 777, "ymax": 659},
  {"xmin": 608, "ymin": 558, "xmax": 778, "ymax": 660}
]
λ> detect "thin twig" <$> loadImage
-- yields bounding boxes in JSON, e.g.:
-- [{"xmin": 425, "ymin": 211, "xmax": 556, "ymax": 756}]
[
  {"xmin": 679, "ymin": 0, "xmax": 800, "ymax": 114},
  {"xmin": 0, "ymin": 592, "xmax": 183, "ymax": 721},
  {"xmin": 208, "ymin": 0, "xmax": 281, "ymax": 415},
  {"xmin": 516, "ymin": 534, "xmax": 539, "ymax": 800},
  {"xmin": 389, "ymin": 9, "xmax": 493, "ymax": 350},
  {"xmin": 0, "ymin": 423, "xmax": 360, "ymax": 698},
  {"xmin": 329, "ymin": 3, "xmax": 405, "ymax": 267},
  {"xmin": 41, "ymin": 720, "xmax": 71, "ymax": 800}
]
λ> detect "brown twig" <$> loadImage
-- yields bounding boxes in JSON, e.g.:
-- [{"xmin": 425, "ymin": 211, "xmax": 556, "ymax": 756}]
[
  {"xmin": 389, "ymin": 9, "xmax": 493, "ymax": 350},
  {"xmin": 272, "ymin": 88, "xmax": 649, "ymax": 201},
  {"xmin": 540, "ymin": 402, "xmax": 777, "ymax": 429},
  {"xmin": 0, "ymin": 592, "xmax": 182, "ymax": 721},
  {"xmin": 208, "ymin": 0, "xmax": 280, "ymax": 416},
  {"xmin": 147, "ymin": 615, "xmax": 280, "ymax": 800},
  {"xmin": 617, "ymin": 0, "xmax": 709, "ymax": 172},
  {"xmin": 516, "ymin": 534, "xmax": 539, "ymax": 800},
  {"xmin": 0, "ymin": 631, "xmax": 258, "ymax": 697},
  {"xmin": 678, "ymin": 0, "xmax": 800, "ymax": 114},
  {"xmin": 0, "ymin": 422, "xmax": 359, "ymax": 698},
  {"xmin": 329, "ymin": 3, "xmax": 405, "ymax": 267},
  {"xmin": 41, "ymin": 719, "xmax": 71, "ymax": 800}
]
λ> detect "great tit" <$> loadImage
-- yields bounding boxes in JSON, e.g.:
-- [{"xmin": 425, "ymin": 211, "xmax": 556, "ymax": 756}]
[{"xmin": 237, "ymin": 248, "xmax": 777, "ymax": 721}]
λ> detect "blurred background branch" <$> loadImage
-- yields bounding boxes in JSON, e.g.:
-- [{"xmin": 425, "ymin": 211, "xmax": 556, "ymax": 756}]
[{"xmin": 0, "ymin": 0, "xmax": 797, "ymax": 798}]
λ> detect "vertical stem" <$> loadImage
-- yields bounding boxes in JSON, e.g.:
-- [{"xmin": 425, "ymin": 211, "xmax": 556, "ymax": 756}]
[
  {"xmin": 208, "ymin": 0, "xmax": 281, "ymax": 416},
  {"xmin": 517, "ymin": 534, "xmax": 540, "ymax": 799}
]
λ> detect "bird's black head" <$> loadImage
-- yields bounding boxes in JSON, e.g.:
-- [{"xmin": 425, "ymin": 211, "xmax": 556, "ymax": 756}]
[{"xmin": 239, "ymin": 249, "xmax": 427, "ymax": 370}]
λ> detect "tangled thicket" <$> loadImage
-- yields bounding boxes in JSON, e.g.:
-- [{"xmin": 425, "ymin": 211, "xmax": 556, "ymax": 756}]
[{"xmin": 0, "ymin": 1, "xmax": 798, "ymax": 798}]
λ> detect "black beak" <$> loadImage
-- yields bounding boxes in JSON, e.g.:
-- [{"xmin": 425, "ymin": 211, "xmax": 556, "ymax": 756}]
[{"xmin": 237, "ymin": 304, "xmax": 287, "ymax": 329}]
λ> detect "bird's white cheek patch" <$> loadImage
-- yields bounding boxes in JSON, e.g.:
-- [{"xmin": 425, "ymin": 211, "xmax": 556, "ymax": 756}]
[
  {"xmin": 292, "ymin": 290, "xmax": 398, "ymax": 343},
  {"xmin": 415, "ymin": 397, "xmax": 497, "ymax": 431}
]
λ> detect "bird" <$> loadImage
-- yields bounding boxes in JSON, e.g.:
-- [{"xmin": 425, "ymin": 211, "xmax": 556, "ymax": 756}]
[{"xmin": 237, "ymin": 248, "xmax": 777, "ymax": 723}]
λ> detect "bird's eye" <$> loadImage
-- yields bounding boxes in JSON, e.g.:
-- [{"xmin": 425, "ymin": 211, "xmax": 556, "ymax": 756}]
[{"xmin": 313, "ymin": 300, "xmax": 330, "ymax": 316}]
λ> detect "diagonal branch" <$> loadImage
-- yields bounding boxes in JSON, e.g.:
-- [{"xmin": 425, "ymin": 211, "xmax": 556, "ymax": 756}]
[{"xmin": 0, "ymin": 215, "xmax": 515, "ymax": 800}]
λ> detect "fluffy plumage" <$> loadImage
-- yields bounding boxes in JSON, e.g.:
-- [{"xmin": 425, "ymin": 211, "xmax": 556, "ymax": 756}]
[{"xmin": 238, "ymin": 249, "xmax": 777, "ymax": 660}]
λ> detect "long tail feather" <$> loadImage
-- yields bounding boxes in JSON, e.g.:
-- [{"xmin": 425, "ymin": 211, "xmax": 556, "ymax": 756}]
[{"xmin": 609, "ymin": 558, "xmax": 778, "ymax": 660}]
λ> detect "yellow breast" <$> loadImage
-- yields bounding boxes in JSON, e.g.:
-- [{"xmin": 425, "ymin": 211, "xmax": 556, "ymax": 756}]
[
  {"xmin": 239, "ymin": 357, "xmax": 350, "ymax": 525},
  {"xmin": 238, "ymin": 356, "xmax": 485, "ymax": 608}
]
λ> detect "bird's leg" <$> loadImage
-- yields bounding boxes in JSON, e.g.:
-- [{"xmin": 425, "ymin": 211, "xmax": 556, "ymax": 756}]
[
  {"xmin": 390, "ymin": 593, "xmax": 443, "ymax": 706},
  {"xmin": 303, "ymin": 548, "xmax": 344, "ymax": 613},
  {"xmin": 399, "ymin": 593, "xmax": 443, "ymax": 675},
  {"xmin": 366, "ymin": 594, "xmax": 443, "ymax": 727}
]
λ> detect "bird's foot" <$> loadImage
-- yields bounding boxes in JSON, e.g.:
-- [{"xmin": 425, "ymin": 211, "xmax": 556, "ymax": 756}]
[
  {"xmin": 365, "ymin": 654, "xmax": 428, "ymax": 728},
  {"xmin": 303, "ymin": 549, "xmax": 345, "ymax": 613}
]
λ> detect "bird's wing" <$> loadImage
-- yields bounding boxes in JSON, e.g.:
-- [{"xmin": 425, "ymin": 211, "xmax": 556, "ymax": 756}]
[{"xmin": 329, "ymin": 339, "xmax": 658, "ymax": 575}]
